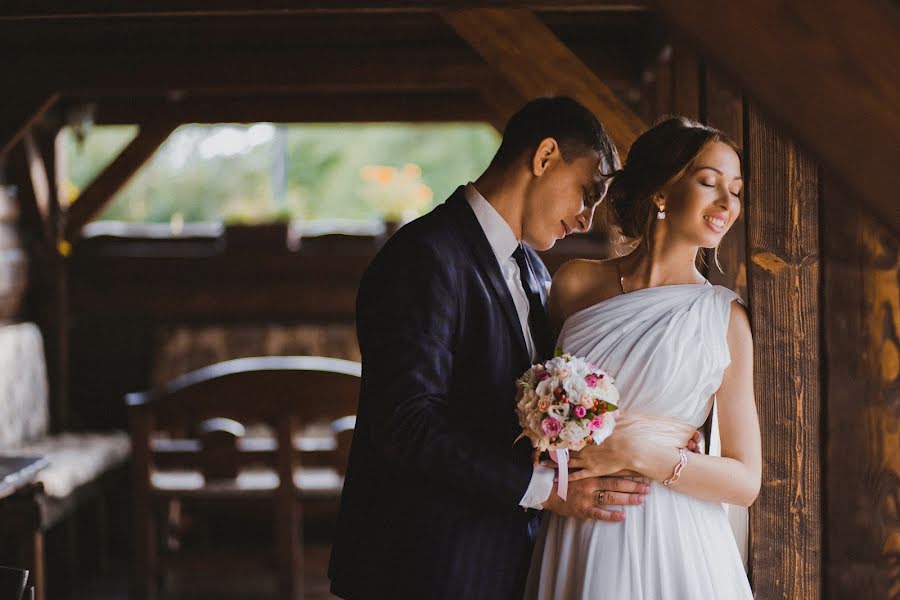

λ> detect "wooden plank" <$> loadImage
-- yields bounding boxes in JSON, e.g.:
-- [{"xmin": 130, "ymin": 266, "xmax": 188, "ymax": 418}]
[
  {"xmin": 822, "ymin": 178, "xmax": 899, "ymax": 600},
  {"xmin": 64, "ymin": 125, "xmax": 174, "ymax": 240},
  {"xmin": 745, "ymin": 102, "xmax": 822, "ymax": 599},
  {"xmin": 0, "ymin": 92, "xmax": 58, "ymax": 160},
  {"xmin": 703, "ymin": 67, "xmax": 746, "ymax": 299},
  {"xmin": 9, "ymin": 51, "xmax": 490, "ymax": 96},
  {"xmin": 89, "ymin": 92, "xmax": 498, "ymax": 126},
  {"xmin": 0, "ymin": 1, "xmax": 648, "ymax": 20},
  {"xmin": 648, "ymin": 0, "xmax": 900, "ymax": 234},
  {"xmin": 442, "ymin": 8, "xmax": 646, "ymax": 153}
]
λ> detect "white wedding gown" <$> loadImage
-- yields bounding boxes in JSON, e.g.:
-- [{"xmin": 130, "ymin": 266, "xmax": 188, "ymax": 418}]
[{"xmin": 525, "ymin": 283, "xmax": 753, "ymax": 599}]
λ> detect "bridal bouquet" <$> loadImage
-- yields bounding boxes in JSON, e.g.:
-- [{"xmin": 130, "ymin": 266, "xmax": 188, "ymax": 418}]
[{"xmin": 515, "ymin": 353, "xmax": 620, "ymax": 500}]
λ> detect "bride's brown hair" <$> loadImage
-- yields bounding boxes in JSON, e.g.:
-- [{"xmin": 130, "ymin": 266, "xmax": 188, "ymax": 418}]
[{"xmin": 603, "ymin": 117, "xmax": 741, "ymax": 269}]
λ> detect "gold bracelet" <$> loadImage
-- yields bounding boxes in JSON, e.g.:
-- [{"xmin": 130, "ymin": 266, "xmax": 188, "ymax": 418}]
[{"xmin": 662, "ymin": 448, "xmax": 687, "ymax": 486}]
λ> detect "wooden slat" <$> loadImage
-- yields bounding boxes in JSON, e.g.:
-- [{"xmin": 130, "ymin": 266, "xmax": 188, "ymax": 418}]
[
  {"xmin": 10, "ymin": 50, "xmax": 490, "ymax": 96},
  {"xmin": 648, "ymin": 0, "xmax": 900, "ymax": 234},
  {"xmin": 442, "ymin": 8, "xmax": 646, "ymax": 154},
  {"xmin": 745, "ymin": 103, "xmax": 822, "ymax": 599},
  {"xmin": 64, "ymin": 125, "xmax": 174, "ymax": 240},
  {"xmin": 822, "ymin": 178, "xmax": 899, "ymax": 600},
  {"xmin": 90, "ymin": 92, "xmax": 498, "ymax": 126},
  {"xmin": 703, "ymin": 67, "xmax": 746, "ymax": 299},
  {"xmin": 0, "ymin": 92, "xmax": 58, "ymax": 159},
  {"xmin": 0, "ymin": 1, "xmax": 648, "ymax": 20}
]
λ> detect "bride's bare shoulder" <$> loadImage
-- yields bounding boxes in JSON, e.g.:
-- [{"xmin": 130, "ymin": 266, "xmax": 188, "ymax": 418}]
[{"xmin": 549, "ymin": 258, "xmax": 622, "ymax": 323}]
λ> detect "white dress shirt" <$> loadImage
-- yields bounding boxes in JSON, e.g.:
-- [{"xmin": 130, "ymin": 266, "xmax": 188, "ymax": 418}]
[{"xmin": 464, "ymin": 183, "xmax": 555, "ymax": 510}]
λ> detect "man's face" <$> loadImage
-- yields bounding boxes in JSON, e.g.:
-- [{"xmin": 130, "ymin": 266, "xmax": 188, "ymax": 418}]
[{"xmin": 521, "ymin": 145, "xmax": 607, "ymax": 251}]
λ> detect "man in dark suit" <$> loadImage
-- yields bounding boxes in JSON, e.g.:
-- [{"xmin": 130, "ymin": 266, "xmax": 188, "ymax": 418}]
[{"xmin": 329, "ymin": 97, "xmax": 650, "ymax": 600}]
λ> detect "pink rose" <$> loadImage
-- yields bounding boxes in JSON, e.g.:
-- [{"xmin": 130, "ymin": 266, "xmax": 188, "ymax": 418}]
[
  {"xmin": 557, "ymin": 367, "xmax": 570, "ymax": 378},
  {"xmin": 580, "ymin": 394, "xmax": 594, "ymax": 408},
  {"xmin": 591, "ymin": 416, "xmax": 603, "ymax": 430},
  {"xmin": 574, "ymin": 406, "xmax": 586, "ymax": 418},
  {"xmin": 541, "ymin": 417, "xmax": 561, "ymax": 437},
  {"xmin": 536, "ymin": 370, "xmax": 550, "ymax": 381},
  {"xmin": 584, "ymin": 374, "xmax": 599, "ymax": 388},
  {"xmin": 537, "ymin": 398, "xmax": 551, "ymax": 412}
]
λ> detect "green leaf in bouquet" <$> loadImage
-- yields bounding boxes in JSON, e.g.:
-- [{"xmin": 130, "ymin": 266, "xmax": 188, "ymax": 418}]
[{"xmin": 554, "ymin": 347, "xmax": 564, "ymax": 357}]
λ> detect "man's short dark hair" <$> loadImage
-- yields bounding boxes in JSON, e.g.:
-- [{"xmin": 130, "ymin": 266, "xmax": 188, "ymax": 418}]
[{"xmin": 491, "ymin": 96, "xmax": 619, "ymax": 172}]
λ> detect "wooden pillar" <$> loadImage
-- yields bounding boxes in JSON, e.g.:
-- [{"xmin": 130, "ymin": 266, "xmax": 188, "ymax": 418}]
[
  {"xmin": 745, "ymin": 103, "xmax": 822, "ymax": 599},
  {"xmin": 822, "ymin": 178, "xmax": 899, "ymax": 599}
]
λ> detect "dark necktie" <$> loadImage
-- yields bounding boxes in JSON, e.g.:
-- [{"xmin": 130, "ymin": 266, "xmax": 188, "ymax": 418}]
[{"xmin": 512, "ymin": 244, "xmax": 553, "ymax": 359}]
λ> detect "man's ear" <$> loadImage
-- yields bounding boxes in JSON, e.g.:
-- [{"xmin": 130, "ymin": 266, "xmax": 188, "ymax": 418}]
[{"xmin": 531, "ymin": 137, "xmax": 559, "ymax": 176}]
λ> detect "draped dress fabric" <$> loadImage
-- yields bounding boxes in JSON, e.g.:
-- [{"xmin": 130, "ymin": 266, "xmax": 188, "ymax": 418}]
[{"xmin": 525, "ymin": 283, "xmax": 753, "ymax": 599}]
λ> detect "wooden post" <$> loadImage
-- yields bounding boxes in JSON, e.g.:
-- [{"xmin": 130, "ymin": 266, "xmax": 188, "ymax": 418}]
[
  {"xmin": 745, "ymin": 103, "xmax": 822, "ymax": 599},
  {"xmin": 822, "ymin": 178, "xmax": 899, "ymax": 599}
]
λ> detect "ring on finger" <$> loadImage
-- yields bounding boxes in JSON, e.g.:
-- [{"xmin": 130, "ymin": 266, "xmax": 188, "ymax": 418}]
[{"xmin": 597, "ymin": 491, "xmax": 606, "ymax": 505}]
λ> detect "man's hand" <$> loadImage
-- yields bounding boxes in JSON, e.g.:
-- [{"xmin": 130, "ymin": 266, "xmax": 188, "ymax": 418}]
[
  {"xmin": 687, "ymin": 430, "xmax": 701, "ymax": 453},
  {"xmin": 540, "ymin": 477, "xmax": 649, "ymax": 522}
]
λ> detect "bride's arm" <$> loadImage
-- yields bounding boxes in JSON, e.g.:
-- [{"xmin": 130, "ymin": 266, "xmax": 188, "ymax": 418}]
[{"xmin": 567, "ymin": 301, "xmax": 761, "ymax": 507}]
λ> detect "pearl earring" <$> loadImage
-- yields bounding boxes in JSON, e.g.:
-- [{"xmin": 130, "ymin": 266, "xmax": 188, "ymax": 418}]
[{"xmin": 657, "ymin": 205, "xmax": 666, "ymax": 220}]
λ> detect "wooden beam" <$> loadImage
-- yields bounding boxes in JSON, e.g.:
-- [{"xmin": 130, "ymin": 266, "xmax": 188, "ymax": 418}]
[
  {"xmin": 22, "ymin": 130, "xmax": 51, "ymax": 235},
  {"xmin": 88, "ymin": 92, "xmax": 499, "ymax": 126},
  {"xmin": 745, "ymin": 103, "xmax": 822, "ymax": 599},
  {"xmin": 0, "ymin": 92, "xmax": 58, "ymax": 159},
  {"xmin": 10, "ymin": 51, "xmax": 491, "ymax": 96},
  {"xmin": 64, "ymin": 125, "xmax": 174, "ymax": 240},
  {"xmin": 822, "ymin": 178, "xmax": 899, "ymax": 599},
  {"xmin": 648, "ymin": 0, "xmax": 900, "ymax": 233},
  {"xmin": 442, "ymin": 8, "xmax": 646, "ymax": 153},
  {"xmin": 0, "ymin": 1, "xmax": 647, "ymax": 20}
]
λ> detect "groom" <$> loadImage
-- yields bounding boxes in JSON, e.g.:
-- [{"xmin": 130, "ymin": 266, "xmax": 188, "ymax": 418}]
[{"xmin": 329, "ymin": 97, "xmax": 647, "ymax": 600}]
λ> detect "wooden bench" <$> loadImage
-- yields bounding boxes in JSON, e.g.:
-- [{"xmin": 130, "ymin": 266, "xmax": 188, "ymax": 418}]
[
  {"xmin": 0, "ymin": 322, "xmax": 130, "ymax": 586},
  {"xmin": 126, "ymin": 355, "xmax": 360, "ymax": 600}
]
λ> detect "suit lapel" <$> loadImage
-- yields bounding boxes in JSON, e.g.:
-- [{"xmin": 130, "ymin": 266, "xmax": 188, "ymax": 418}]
[{"xmin": 445, "ymin": 189, "xmax": 530, "ymax": 362}]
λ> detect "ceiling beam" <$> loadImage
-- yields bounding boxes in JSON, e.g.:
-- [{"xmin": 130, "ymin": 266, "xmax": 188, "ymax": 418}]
[
  {"xmin": 87, "ymin": 92, "xmax": 499, "ymax": 125},
  {"xmin": 649, "ymin": 0, "xmax": 900, "ymax": 233},
  {"xmin": 0, "ymin": 1, "xmax": 647, "ymax": 20},
  {"xmin": 443, "ymin": 8, "xmax": 646, "ymax": 154},
  {"xmin": 65, "ymin": 125, "xmax": 175, "ymax": 240}
]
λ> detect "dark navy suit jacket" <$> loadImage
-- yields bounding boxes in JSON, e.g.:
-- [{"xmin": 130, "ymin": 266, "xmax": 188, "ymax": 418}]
[{"xmin": 329, "ymin": 187, "xmax": 555, "ymax": 600}]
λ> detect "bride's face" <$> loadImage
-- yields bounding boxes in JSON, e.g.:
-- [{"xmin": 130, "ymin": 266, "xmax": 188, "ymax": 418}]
[
  {"xmin": 659, "ymin": 141, "xmax": 742, "ymax": 249},
  {"xmin": 521, "ymin": 142, "xmax": 607, "ymax": 251}
]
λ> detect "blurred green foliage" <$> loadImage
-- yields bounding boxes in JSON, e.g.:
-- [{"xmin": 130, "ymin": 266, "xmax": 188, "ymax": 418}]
[{"xmin": 62, "ymin": 123, "xmax": 501, "ymax": 224}]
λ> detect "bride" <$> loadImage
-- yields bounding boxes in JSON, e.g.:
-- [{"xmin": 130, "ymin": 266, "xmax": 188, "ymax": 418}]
[{"xmin": 525, "ymin": 117, "xmax": 760, "ymax": 599}]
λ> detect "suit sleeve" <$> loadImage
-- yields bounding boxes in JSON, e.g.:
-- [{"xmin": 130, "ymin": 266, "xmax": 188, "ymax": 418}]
[{"xmin": 357, "ymin": 240, "xmax": 533, "ymax": 507}]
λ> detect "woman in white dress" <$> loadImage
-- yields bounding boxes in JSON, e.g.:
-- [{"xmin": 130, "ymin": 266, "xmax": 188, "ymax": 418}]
[{"xmin": 525, "ymin": 117, "xmax": 760, "ymax": 599}]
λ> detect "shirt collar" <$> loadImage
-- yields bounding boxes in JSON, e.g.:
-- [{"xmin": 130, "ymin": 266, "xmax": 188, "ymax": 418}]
[{"xmin": 463, "ymin": 183, "xmax": 520, "ymax": 263}]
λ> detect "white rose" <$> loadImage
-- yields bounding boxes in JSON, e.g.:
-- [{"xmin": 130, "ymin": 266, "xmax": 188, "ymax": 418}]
[
  {"xmin": 559, "ymin": 420, "xmax": 591, "ymax": 443},
  {"xmin": 591, "ymin": 414, "xmax": 617, "ymax": 445}
]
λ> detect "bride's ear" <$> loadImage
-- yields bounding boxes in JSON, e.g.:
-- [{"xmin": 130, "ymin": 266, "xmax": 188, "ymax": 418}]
[{"xmin": 532, "ymin": 137, "xmax": 559, "ymax": 176}]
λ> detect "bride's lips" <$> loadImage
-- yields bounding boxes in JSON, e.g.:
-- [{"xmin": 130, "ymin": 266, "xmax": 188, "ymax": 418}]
[
  {"xmin": 560, "ymin": 221, "xmax": 571, "ymax": 238},
  {"xmin": 702, "ymin": 213, "xmax": 728, "ymax": 233}
]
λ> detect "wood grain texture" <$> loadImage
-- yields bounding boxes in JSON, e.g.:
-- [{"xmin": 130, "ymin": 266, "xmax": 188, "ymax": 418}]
[
  {"xmin": 648, "ymin": 0, "xmax": 900, "ymax": 234},
  {"xmin": 442, "ymin": 8, "xmax": 646, "ymax": 154},
  {"xmin": 822, "ymin": 177, "xmax": 900, "ymax": 600},
  {"xmin": 745, "ymin": 102, "xmax": 822, "ymax": 599}
]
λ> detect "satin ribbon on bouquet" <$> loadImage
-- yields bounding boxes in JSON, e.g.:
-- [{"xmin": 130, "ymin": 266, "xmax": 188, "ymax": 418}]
[{"xmin": 549, "ymin": 447, "xmax": 570, "ymax": 501}]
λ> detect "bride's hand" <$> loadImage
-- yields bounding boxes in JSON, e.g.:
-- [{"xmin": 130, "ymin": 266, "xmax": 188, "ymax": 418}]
[{"xmin": 545, "ymin": 429, "xmax": 634, "ymax": 481}]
